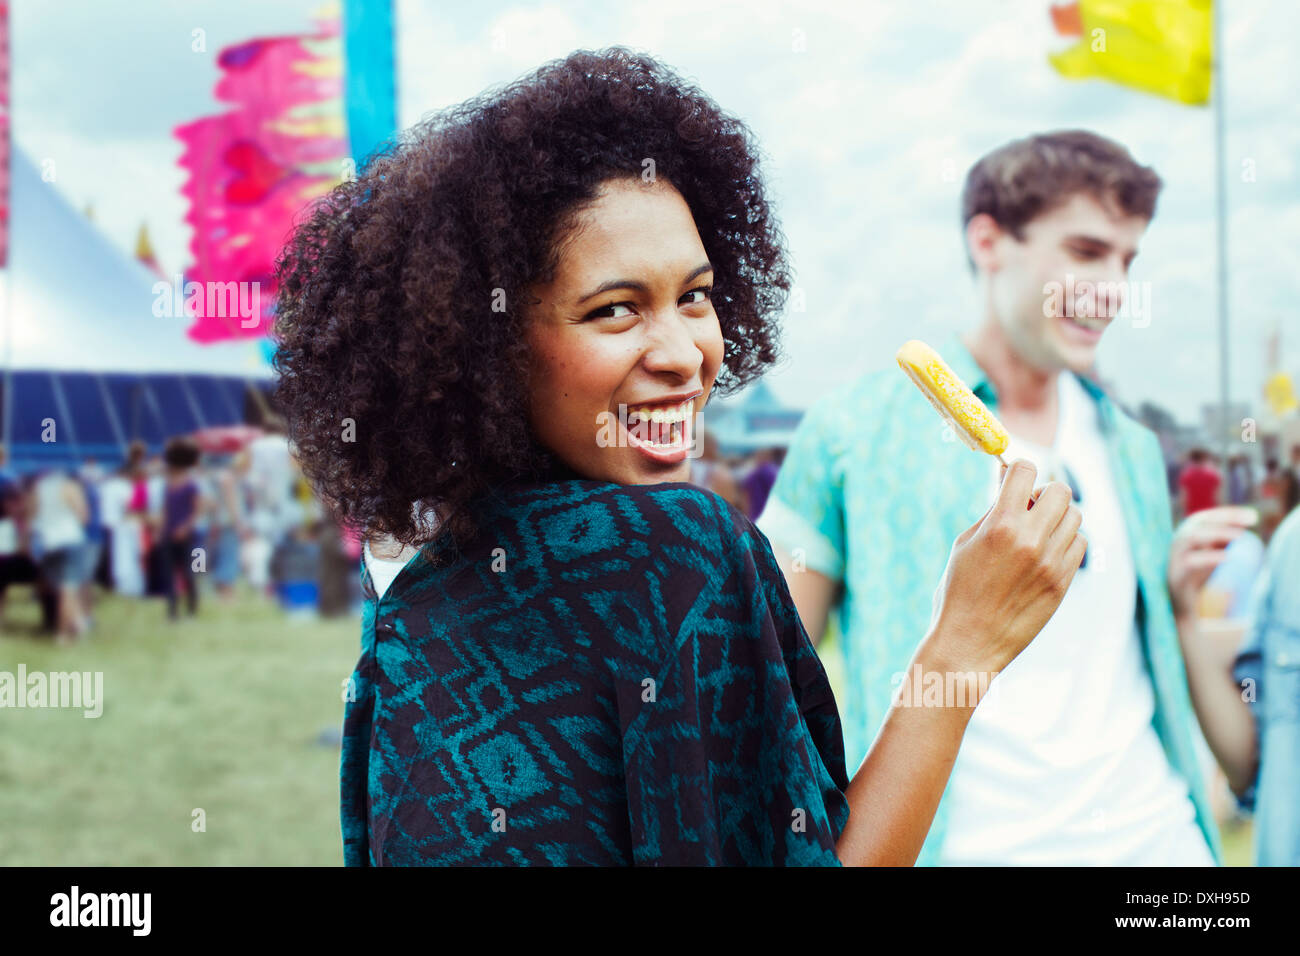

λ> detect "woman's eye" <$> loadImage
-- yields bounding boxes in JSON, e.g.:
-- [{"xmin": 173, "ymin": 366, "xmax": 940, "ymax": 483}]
[
  {"xmin": 585, "ymin": 302, "xmax": 635, "ymax": 321},
  {"xmin": 680, "ymin": 286, "xmax": 713, "ymax": 306}
]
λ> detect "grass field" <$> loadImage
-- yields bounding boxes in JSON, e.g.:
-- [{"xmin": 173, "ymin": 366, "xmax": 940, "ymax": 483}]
[
  {"xmin": 0, "ymin": 587, "xmax": 359, "ymax": 865},
  {"xmin": 0, "ymin": 587, "xmax": 1254, "ymax": 866}
]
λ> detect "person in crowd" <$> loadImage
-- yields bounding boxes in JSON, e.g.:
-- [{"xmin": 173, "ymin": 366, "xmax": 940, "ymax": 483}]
[
  {"xmin": 160, "ymin": 438, "xmax": 206, "ymax": 620},
  {"xmin": 209, "ymin": 451, "xmax": 252, "ymax": 602},
  {"xmin": 760, "ymin": 129, "xmax": 1242, "ymax": 865},
  {"xmin": 244, "ymin": 421, "xmax": 294, "ymax": 593},
  {"xmin": 1287, "ymin": 448, "xmax": 1300, "ymax": 515},
  {"xmin": 75, "ymin": 459, "xmax": 107, "ymax": 625},
  {"xmin": 739, "ymin": 446, "xmax": 783, "ymax": 521},
  {"xmin": 273, "ymin": 48, "xmax": 1084, "ymax": 866},
  {"xmin": 1257, "ymin": 457, "xmax": 1298, "ymax": 545},
  {"xmin": 316, "ymin": 513, "xmax": 356, "ymax": 618},
  {"xmin": 29, "ymin": 467, "xmax": 90, "ymax": 642},
  {"xmin": 144, "ymin": 453, "xmax": 170, "ymax": 597},
  {"xmin": 687, "ymin": 426, "xmax": 748, "ymax": 514},
  {"xmin": 339, "ymin": 522, "xmax": 365, "ymax": 616},
  {"xmin": 1178, "ymin": 506, "xmax": 1300, "ymax": 866},
  {"xmin": 97, "ymin": 453, "xmax": 136, "ymax": 595},
  {"xmin": 0, "ymin": 450, "xmax": 36, "ymax": 623},
  {"xmin": 0, "ymin": 447, "xmax": 15, "ymax": 498},
  {"xmin": 192, "ymin": 460, "xmax": 217, "ymax": 561},
  {"xmin": 125, "ymin": 445, "xmax": 157, "ymax": 595},
  {"xmin": 1179, "ymin": 447, "xmax": 1223, "ymax": 518},
  {"xmin": 1225, "ymin": 454, "xmax": 1254, "ymax": 507}
]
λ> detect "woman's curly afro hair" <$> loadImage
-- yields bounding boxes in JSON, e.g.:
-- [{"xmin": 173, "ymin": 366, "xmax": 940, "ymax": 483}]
[{"xmin": 273, "ymin": 46, "xmax": 791, "ymax": 548}]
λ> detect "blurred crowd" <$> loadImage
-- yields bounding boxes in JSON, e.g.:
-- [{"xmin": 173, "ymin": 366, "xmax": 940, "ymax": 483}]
[
  {"xmin": 0, "ymin": 416, "xmax": 786, "ymax": 644},
  {"xmin": 1175, "ymin": 445, "xmax": 1300, "ymax": 527},
  {"xmin": 0, "ymin": 425, "xmax": 361, "ymax": 643},
  {"xmin": 688, "ymin": 428, "xmax": 785, "ymax": 523},
  {"xmin": 4, "ymin": 419, "xmax": 1296, "ymax": 649},
  {"xmin": 1171, "ymin": 444, "xmax": 1300, "ymax": 623}
]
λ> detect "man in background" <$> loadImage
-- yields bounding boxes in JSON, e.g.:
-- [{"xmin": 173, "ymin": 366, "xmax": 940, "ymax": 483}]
[
  {"xmin": 759, "ymin": 130, "xmax": 1249, "ymax": 865},
  {"xmin": 1179, "ymin": 448, "xmax": 1222, "ymax": 517}
]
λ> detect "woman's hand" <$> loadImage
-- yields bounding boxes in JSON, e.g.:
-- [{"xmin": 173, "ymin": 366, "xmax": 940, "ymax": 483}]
[
  {"xmin": 923, "ymin": 459, "xmax": 1086, "ymax": 691},
  {"xmin": 839, "ymin": 459, "xmax": 1086, "ymax": 865}
]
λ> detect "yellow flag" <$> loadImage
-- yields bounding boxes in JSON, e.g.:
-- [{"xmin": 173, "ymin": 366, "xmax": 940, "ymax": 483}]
[
  {"xmin": 1048, "ymin": 0, "xmax": 1212, "ymax": 105},
  {"xmin": 1264, "ymin": 371, "xmax": 1299, "ymax": 416}
]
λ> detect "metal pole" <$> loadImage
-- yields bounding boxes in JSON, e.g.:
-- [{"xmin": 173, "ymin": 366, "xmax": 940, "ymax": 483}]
[{"xmin": 1213, "ymin": 0, "xmax": 1230, "ymax": 460}]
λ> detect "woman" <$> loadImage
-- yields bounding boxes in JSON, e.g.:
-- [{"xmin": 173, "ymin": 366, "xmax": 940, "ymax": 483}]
[
  {"xmin": 274, "ymin": 48, "xmax": 1085, "ymax": 866},
  {"xmin": 209, "ymin": 452, "xmax": 252, "ymax": 601},
  {"xmin": 0, "ymin": 450, "xmax": 36, "ymax": 623},
  {"xmin": 160, "ymin": 438, "xmax": 205, "ymax": 620},
  {"xmin": 106, "ymin": 441, "xmax": 147, "ymax": 597},
  {"xmin": 30, "ymin": 467, "xmax": 89, "ymax": 642}
]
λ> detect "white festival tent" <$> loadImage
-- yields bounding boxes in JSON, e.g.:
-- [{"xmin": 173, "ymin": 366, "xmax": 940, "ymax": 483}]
[{"xmin": 3, "ymin": 147, "xmax": 272, "ymax": 471}]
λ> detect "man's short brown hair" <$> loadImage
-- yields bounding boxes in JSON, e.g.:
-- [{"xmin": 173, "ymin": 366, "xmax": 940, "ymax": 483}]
[{"xmin": 961, "ymin": 130, "xmax": 1162, "ymax": 248}]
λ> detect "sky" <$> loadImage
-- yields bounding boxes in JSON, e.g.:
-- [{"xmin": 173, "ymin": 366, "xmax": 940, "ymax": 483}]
[{"xmin": 13, "ymin": 0, "xmax": 1300, "ymax": 428}]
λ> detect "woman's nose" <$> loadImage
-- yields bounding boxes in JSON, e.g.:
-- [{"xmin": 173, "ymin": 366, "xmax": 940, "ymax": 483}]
[{"xmin": 641, "ymin": 312, "xmax": 703, "ymax": 377}]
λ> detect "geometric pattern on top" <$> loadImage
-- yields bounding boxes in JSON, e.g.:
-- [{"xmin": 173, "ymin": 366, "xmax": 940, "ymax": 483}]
[{"xmin": 341, "ymin": 477, "xmax": 851, "ymax": 865}]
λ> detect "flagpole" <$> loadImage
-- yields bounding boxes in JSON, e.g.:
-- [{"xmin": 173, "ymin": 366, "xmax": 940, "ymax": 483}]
[{"xmin": 1213, "ymin": 0, "xmax": 1230, "ymax": 461}]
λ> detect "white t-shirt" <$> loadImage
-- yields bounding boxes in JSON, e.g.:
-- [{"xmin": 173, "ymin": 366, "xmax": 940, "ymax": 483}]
[
  {"xmin": 247, "ymin": 435, "xmax": 295, "ymax": 537},
  {"xmin": 97, "ymin": 476, "xmax": 132, "ymax": 528},
  {"xmin": 936, "ymin": 372, "xmax": 1213, "ymax": 866},
  {"xmin": 34, "ymin": 473, "xmax": 86, "ymax": 552},
  {"xmin": 362, "ymin": 505, "xmax": 440, "ymax": 600}
]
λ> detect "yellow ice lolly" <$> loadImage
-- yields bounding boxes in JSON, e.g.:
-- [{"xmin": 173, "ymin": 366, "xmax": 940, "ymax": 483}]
[{"xmin": 896, "ymin": 339, "xmax": 1009, "ymax": 465}]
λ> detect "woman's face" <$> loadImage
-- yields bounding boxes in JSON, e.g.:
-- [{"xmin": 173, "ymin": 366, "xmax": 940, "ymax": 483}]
[{"xmin": 523, "ymin": 177, "xmax": 724, "ymax": 485}]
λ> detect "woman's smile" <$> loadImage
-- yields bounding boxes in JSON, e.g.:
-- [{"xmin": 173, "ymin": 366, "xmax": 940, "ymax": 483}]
[{"xmin": 616, "ymin": 392, "xmax": 702, "ymax": 464}]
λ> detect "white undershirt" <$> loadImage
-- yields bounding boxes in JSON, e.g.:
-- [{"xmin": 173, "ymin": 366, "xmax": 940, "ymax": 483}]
[
  {"xmin": 362, "ymin": 505, "xmax": 439, "ymax": 600},
  {"xmin": 363, "ymin": 540, "xmax": 413, "ymax": 600},
  {"xmin": 937, "ymin": 372, "xmax": 1213, "ymax": 866}
]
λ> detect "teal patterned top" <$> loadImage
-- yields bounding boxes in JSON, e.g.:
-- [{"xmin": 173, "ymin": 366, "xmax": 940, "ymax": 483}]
[
  {"xmin": 757, "ymin": 333, "xmax": 1223, "ymax": 866},
  {"xmin": 341, "ymin": 473, "xmax": 851, "ymax": 865}
]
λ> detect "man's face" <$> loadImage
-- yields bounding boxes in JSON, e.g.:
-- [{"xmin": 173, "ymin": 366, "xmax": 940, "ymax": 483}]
[{"xmin": 984, "ymin": 192, "xmax": 1149, "ymax": 374}]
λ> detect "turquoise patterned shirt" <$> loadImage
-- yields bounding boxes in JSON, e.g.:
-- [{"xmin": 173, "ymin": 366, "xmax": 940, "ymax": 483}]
[
  {"xmin": 757, "ymin": 333, "xmax": 1223, "ymax": 866},
  {"xmin": 342, "ymin": 476, "xmax": 851, "ymax": 865}
]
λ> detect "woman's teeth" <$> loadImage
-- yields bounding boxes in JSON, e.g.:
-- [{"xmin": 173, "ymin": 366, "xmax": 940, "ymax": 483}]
[{"xmin": 625, "ymin": 399, "xmax": 693, "ymax": 446}]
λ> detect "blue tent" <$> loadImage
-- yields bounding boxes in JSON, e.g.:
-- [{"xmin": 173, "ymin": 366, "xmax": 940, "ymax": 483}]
[{"xmin": 3, "ymin": 148, "xmax": 272, "ymax": 472}]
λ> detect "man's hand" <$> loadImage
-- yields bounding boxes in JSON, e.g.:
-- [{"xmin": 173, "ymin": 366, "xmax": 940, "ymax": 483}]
[{"xmin": 1168, "ymin": 506, "xmax": 1257, "ymax": 621}]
